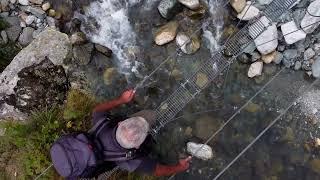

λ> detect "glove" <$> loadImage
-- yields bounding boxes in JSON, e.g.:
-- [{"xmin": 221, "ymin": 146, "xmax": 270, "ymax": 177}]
[
  {"xmin": 119, "ymin": 89, "xmax": 135, "ymax": 104},
  {"xmin": 176, "ymin": 156, "xmax": 192, "ymax": 171}
]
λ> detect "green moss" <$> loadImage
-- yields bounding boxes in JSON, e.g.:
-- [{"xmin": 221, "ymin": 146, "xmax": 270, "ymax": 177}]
[{"xmin": 63, "ymin": 89, "xmax": 96, "ymax": 131}]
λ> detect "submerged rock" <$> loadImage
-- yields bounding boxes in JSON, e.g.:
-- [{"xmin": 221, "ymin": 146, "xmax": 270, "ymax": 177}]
[
  {"xmin": 158, "ymin": 0, "xmax": 182, "ymax": 19},
  {"xmin": 281, "ymin": 21, "xmax": 306, "ymax": 45},
  {"xmin": 187, "ymin": 142, "xmax": 213, "ymax": 160},
  {"xmin": 195, "ymin": 72, "xmax": 208, "ymax": 88},
  {"xmin": 103, "ymin": 67, "xmax": 117, "ymax": 85},
  {"xmin": 301, "ymin": 0, "xmax": 320, "ymax": 34},
  {"xmin": 310, "ymin": 159, "xmax": 320, "ymax": 174},
  {"xmin": 154, "ymin": 21, "xmax": 179, "ymax": 45},
  {"xmin": 230, "ymin": 0, "xmax": 246, "ymax": 13},
  {"xmin": 178, "ymin": 0, "xmax": 199, "ymax": 10},
  {"xmin": 312, "ymin": 57, "xmax": 320, "ymax": 78},
  {"xmin": 237, "ymin": 1, "xmax": 260, "ymax": 21},
  {"xmin": 250, "ymin": 16, "xmax": 278, "ymax": 55},
  {"xmin": 248, "ymin": 61, "xmax": 263, "ymax": 78},
  {"xmin": 176, "ymin": 32, "xmax": 200, "ymax": 54},
  {"xmin": 195, "ymin": 116, "xmax": 220, "ymax": 140}
]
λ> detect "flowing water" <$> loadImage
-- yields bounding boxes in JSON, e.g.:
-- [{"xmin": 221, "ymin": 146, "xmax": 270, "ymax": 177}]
[{"xmin": 77, "ymin": 0, "xmax": 320, "ymax": 179}]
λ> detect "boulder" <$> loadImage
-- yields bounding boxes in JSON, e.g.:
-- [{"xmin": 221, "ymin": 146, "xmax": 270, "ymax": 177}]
[
  {"xmin": 230, "ymin": 0, "xmax": 246, "ymax": 13},
  {"xmin": 18, "ymin": 27, "xmax": 34, "ymax": 46},
  {"xmin": 28, "ymin": 0, "xmax": 43, "ymax": 4},
  {"xmin": 18, "ymin": 0, "xmax": 28, "ymax": 5},
  {"xmin": 301, "ymin": 0, "xmax": 320, "ymax": 34},
  {"xmin": 187, "ymin": 142, "xmax": 213, "ymax": 160},
  {"xmin": 273, "ymin": 51, "xmax": 283, "ymax": 64},
  {"xmin": 257, "ymin": 0, "xmax": 273, "ymax": 5},
  {"xmin": 42, "ymin": 2, "xmax": 50, "ymax": 11},
  {"xmin": 176, "ymin": 32, "xmax": 200, "ymax": 54},
  {"xmin": 237, "ymin": 1, "xmax": 260, "ymax": 21},
  {"xmin": 312, "ymin": 57, "xmax": 320, "ymax": 78},
  {"xmin": 72, "ymin": 43, "xmax": 94, "ymax": 65},
  {"xmin": 25, "ymin": 15, "xmax": 35, "ymax": 25},
  {"xmin": 94, "ymin": 44, "xmax": 112, "ymax": 57},
  {"xmin": 158, "ymin": 0, "xmax": 182, "ymax": 19},
  {"xmin": 178, "ymin": 0, "xmax": 199, "ymax": 10},
  {"xmin": 3, "ymin": 16, "xmax": 21, "ymax": 41},
  {"xmin": 0, "ymin": 28, "xmax": 71, "ymax": 120},
  {"xmin": 154, "ymin": 21, "xmax": 179, "ymax": 45},
  {"xmin": 304, "ymin": 48, "xmax": 315, "ymax": 60},
  {"xmin": 250, "ymin": 16, "xmax": 278, "ymax": 55},
  {"xmin": 281, "ymin": 21, "xmax": 306, "ymax": 45},
  {"xmin": 248, "ymin": 61, "xmax": 263, "ymax": 78},
  {"xmin": 20, "ymin": 6, "xmax": 45, "ymax": 18},
  {"xmin": 70, "ymin": 32, "xmax": 87, "ymax": 45},
  {"xmin": 261, "ymin": 51, "xmax": 276, "ymax": 64}
]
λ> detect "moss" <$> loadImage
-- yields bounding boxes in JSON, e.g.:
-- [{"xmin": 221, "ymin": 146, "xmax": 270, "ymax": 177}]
[
  {"xmin": 0, "ymin": 18, "xmax": 9, "ymax": 31},
  {"xmin": 63, "ymin": 89, "xmax": 97, "ymax": 131},
  {"xmin": 0, "ymin": 42, "xmax": 21, "ymax": 72}
]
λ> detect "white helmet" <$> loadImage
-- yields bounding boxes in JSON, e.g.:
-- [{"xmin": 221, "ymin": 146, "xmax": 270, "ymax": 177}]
[{"xmin": 116, "ymin": 116, "xmax": 149, "ymax": 149}]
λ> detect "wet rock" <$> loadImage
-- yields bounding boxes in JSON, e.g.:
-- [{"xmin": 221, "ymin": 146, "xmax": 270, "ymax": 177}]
[
  {"xmin": 9, "ymin": 58, "xmax": 68, "ymax": 113},
  {"xmin": 244, "ymin": 102, "xmax": 261, "ymax": 113},
  {"xmin": 18, "ymin": 27, "xmax": 34, "ymax": 46},
  {"xmin": 3, "ymin": 16, "xmax": 21, "ymax": 41},
  {"xmin": 248, "ymin": 61, "xmax": 263, "ymax": 78},
  {"xmin": 301, "ymin": 0, "xmax": 320, "ymax": 34},
  {"xmin": 184, "ymin": 4, "xmax": 206, "ymax": 19},
  {"xmin": 94, "ymin": 44, "xmax": 112, "ymax": 57},
  {"xmin": 18, "ymin": 0, "xmax": 28, "ymax": 5},
  {"xmin": 195, "ymin": 116, "xmax": 220, "ymax": 140},
  {"xmin": 250, "ymin": 16, "xmax": 278, "ymax": 55},
  {"xmin": 154, "ymin": 21, "xmax": 179, "ymax": 45},
  {"xmin": 176, "ymin": 32, "xmax": 200, "ymax": 54},
  {"xmin": 281, "ymin": 127, "xmax": 294, "ymax": 142},
  {"xmin": 103, "ymin": 67, "xmax": 117, "ymax": 85},
  {"xmin": 187, "ymin": 142, "xmax": 213, "ymax": 160},
  {"xmin": 28, "ymin": 0, "xmax": 43, "ymax": 4},
  {"xmin": 281, "ymin": 21, "xmax": 306, "ymax": 45},
  {"xmin": 230, "ymin": 0, "xmax": 246, "ymax": 13},
  {"xmin": 178, "ymin": 0, "xmax": 199, "ymax": 10},
  {"xmin": 261, "ymin": 51, "xmax": 276, "ymax": 64},
  {"xmin": 304, "ymin": 48, "xmax": 315, "ymax": 60},
  {"xmin": 195, "ymin": 72, "xmax": 208, "ymax": 88},
  {"xmin": 273, "ymin": 51, "xmax": 283, "ymax": 64},
  {"xmin": 312, "ymin": 57, "xmax": 320, "ymax": 78},
  {"xmin": 0, "ymin": 28, "xmax": 71, "ymax": 120},
  {"xmin": 42, "ymin": 2, "xmax": 50, "ymax": 11},
  {"xmin": 70, "ymin": 32, "xmax": 87, "ymax": 45},
  {"xmin": 237, "ymin": 1, "xmax": 260, "ymax": 21},
  {"xmin": 310, "ymin": 159, "xmax": 320, "ymax": 174},
  {"xmin": 73, "ymin": 43, "xmax": 93, "ymax": 65},
  {"xmin": 158, "ymin": 0, "xmax": 182, "ymax": 19},
  {"xmin": 1, "ymin": 30, "xmax": 8, "ymax": 44}
]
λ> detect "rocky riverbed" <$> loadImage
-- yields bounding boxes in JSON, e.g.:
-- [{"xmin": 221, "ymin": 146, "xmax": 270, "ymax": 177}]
[{"xmin": 0, "ymin": 0, "xmax": 320, "ymax": 179}]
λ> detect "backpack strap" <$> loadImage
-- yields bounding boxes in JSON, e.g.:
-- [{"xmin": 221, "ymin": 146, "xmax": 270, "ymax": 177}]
[
  {"xmin": 102, "ymin": 149, "xmax": 139, "ymax": 162},
  {"xmin": 88, "ymin": 117, "xmax": 112, "ymax": 138}
]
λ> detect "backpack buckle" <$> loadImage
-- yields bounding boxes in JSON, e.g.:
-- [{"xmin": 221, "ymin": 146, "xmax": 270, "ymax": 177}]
[{"xmin": 126, "ymin": 150, "xmax": 135, "ymax": 158}]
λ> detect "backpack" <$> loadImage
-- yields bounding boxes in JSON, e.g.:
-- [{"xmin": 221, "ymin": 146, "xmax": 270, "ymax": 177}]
[{"xmin": 50, "ymin": 117, "xmax": 144, "ymax": 178}]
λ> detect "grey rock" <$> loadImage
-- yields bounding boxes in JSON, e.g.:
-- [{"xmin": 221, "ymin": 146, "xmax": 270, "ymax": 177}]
[
  {"xmin": 238, "ymin": 53, "xmax": 250, "ymax": 64},
  {"xmin": 178, "ymin": 0, "xmax": 199, "ymax": 10},
  {"xmin": 73, "ymin": 43, "xmax": 94, "ymax": 65},
  {"xmin": 46, "ymin": 16, "xmax": 55, "ymax": 27},
  {"xmin": 9, "ymin": 0, "xmax": 16, "ymax": 4},
  {"xmin": 176, "ymin": 32, "xmax": 200, "ymax": 55},
  {"xmin": 277, "ymin": 45, "xmax": 285, "ymax": 52},
  {"xmin": 242, "ymin": 41, "xmax": 256, "ymax": 54},
  {"xmin": 273, "ymin": 51, "xmax": 283, "ymax": 64},
  {"xmin": 28, "ymin": 0, "xmax": 43, "ymax": 5},
  {"xmin": 301, "ymin": 0, "xmax": 320, "ymax": 34},
  {"xmin": 18, "ymin": 27, "xmax": 34, "ymax": 46},
  {"xmin": 293, "ymin": 8, "xmax": 306, "ymax": 25},
  {"xmin": 257, "ymin": 0, "xmax": 273, "ymax": 5},
  {"xmin": 302, "ymin": 60, "xmax": 312, "ymax": 71},
  {"xmin": 70, "ymin": 32, "xmax": 87, "ymax": 45},
  {"xmin": 281, "ymin": 21, "xmax": 306, "ymax": 45},
  {"xmin": 95, "ymin": 44, "xmax": 112, "ymax": 57},
  {"xmin": 18, "ymin": 0, "xmax": 28, "ymax": 5},
  {"xmin": 1, "ymin": 30, "xmax": 8, "ymax": 44},
  {"xmin": 187, "ymin": 142, "xmax": 213, "ymax": 160},
  {"xmin": 20, "ymin": 6, "xmax": 45, "ymax": 18},
  {"xmin": 32, "ymin": 28, "xmax": 42, "ymax": 38},
  {"xmin": 314, "ymin": 43, "xmax": 320, "ymax": 55},
  {"xmin": 251, "ymin": 51, "xmax": 261, "ymax": 62},
  {"xmin": 294, "ymin": 61, "xmax": 302, "ymax": 70},
  {"xmin": 237, "ymin": 1, "xmax": 260, "ymax": 21},
  {"xmin": 3, "ymin": 16, "xmax": 21, "ymax": 41},
  {"xmin": 312, "ymin": 57, "xmax": 320, "ymax": 78},
  {"xmin": 284, "ymin": 49, "xmax": 299, "ymax": 60},
  {"xmin": 157, "ymin": 0, "xmax": 182, "ymax": 19},
  {"xmin": 1, "ymin": 0, "xmax": 10, "ymax": 12},
  {"xmin": 304, "ymin": 48, "xmax": 316, "ymax": 60},
  {"xmin": 25, "ymin": 15, "xmax": 35, "ymax": 25}
]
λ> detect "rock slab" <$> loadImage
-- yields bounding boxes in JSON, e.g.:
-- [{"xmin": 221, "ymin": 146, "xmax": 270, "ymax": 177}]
[
  {"xmin": 301, "ymin": 0, "xmax": 320, "ymax": 34},
  {"xmin": 281, "ymin": 21, "xmax": 306, "ymax": 45},
  {"xmin": 187, "ymin": 142, "xmax": 213, "ymax": 160},
  {"xmin": 237, "ymin": 1, "xmax": 260, "ymax": 21},
  {"xmin": 154, "ymin": 21, "xmax": 179, "ymax": 45}
]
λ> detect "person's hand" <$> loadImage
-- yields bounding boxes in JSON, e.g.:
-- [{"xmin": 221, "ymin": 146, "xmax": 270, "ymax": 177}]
[
  {"xmin": 177, "ymin": 156, "xmax": 192, "ymax": 171},
  {"xmin": 119, "ymin": 89, "xmax": 135, "ymax": 104}
]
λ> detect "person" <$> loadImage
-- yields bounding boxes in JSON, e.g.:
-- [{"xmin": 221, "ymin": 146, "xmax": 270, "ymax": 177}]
[{"xmin": 90, "ymin": 89, "xmax": 192, "ymax": 177}]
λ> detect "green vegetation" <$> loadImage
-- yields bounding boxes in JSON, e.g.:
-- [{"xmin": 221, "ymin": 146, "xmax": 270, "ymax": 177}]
[{"xmin": 0, "ymin": 18, "xmax": 9, "ymax": 31}]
